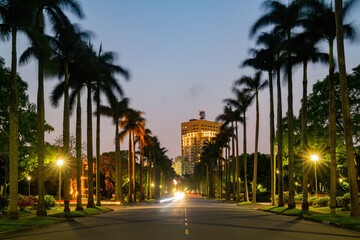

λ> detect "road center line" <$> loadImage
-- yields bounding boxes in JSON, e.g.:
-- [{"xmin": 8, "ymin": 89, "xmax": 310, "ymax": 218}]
[
  {"xmin": 185, "ymin": 229, "xmax": 189, "ymax": 235},
  {"xmin": 185, "ymin": 222, "xmax": 188, "ymax": 226},
  {"xmin": 185, "ymin": 218, "xmax": 187, "ymax": 221}
]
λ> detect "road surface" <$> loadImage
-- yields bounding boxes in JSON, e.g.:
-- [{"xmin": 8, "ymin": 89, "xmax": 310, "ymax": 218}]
[{"xmin": 3, "ymin": 196, "xmax": 360, "ymax": 240}]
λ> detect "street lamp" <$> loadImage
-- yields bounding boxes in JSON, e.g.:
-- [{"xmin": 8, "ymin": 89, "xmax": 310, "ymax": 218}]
[
  {"xmin": 57, "ymin": 159, "xmax": 64, "ymax": 208},
  {"xmin": 311, "ymin": 155, "xmax": 319, "ymax": 196},
  {"xmin": 27, "ymin": 176, "xmax": 31, "ymax": 196}
]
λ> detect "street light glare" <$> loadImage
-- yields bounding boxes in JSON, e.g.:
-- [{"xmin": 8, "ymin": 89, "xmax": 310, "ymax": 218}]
[
  {"xmin": 57, "ymin": 159, "xmax": 64, "ymax": 166},
  {"xmin": 311, "ymin": 155, "xmax": 319, "ymax": 162},
  {"xmin": 27, "ymin": 176, "xmax": 31, "ymax": 181}
]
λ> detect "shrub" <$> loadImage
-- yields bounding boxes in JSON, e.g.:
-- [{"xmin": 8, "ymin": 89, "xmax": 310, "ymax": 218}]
[
  {"xmin": 44, "ymin": 195, "xmax": 56, "ymax": 209},
  {"xmin": 313, "ymin": 196, "xmax": 330, "ymax": 207},
  {"xmin": 0, "ymin": 195, "xmax": 9, "ymax": 211},
  {"xmin": 294, "ymin": 194, "xmax": 303, "ymax": 202},
  {"xmin": 337, "ymin": 195, "xmax": 351, "ymax": 210},
  {"xmin": 257, "ymin": 191, "xmax": 271, "ymax": 202},
  {"xmin": 17, "ymin": 195, "xmax": 37, "ymax": 210},
  {"xmin": 275, "ymin": 192, "xmax": 289, "ymax": 204}
]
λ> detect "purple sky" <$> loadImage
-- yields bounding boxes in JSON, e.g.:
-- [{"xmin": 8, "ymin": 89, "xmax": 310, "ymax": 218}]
[{"xmin": 0, "ymin": 0, "xmax": 359, "ymax": 160}]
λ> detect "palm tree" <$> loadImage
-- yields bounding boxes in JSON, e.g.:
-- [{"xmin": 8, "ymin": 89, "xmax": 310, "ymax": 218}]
[
  {"xmin": 303, "ymin": 0, "xmax": 356, "ymax": 214},
  {"xmin": 229, "ymin": 91, "xmax": 253, "ymax": 202},
  {"xmin": 234, "ymin": 72, "xmax": 268, "ymax": 203},
  {"xmin": 139, "ymin": 128, "xmax": 152, "ymax": 201},
  {"xmin": 120, "ymin": 109, "xmax": 145, "ymax": 202},
  {"xmin": 0, "ymin": 0, "xmax": 36, "ymax": 219},
  {"xmin": 94, "ymin": 45, "xmax": 129, "ymax": 206},
  {"xmin": 251, "ymin": 0, "xmax": 302, "ymax": 208},
  {"xmin": 50, "ymin": 20, "xmax": 87, "ymax": 212},
  {"xmin": 290, "ymin": 32, "xmax": 328, "ymax": 212},
  {"xmin": 334, "ymin": 0, "xmax": 360, "ymax": 217},
  {"xmin": 243, "ymin": 39, "xmax": 277, "ymax": 205},
  {"xmin": 98, "ymin": 98, "xmax": 130, "ymax": 202},
  {"xmin": 19, "ymin": 0, "xmax": 83, "ymax": 216},
  {"xmin": 216, "ymin": 106, "xmax": 234, "ymax": 198}
]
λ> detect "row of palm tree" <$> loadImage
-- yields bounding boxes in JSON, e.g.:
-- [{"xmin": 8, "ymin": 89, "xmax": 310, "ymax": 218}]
[
  {"xmin": 0, "ymin": 0, "xmax": 174, "ymax": 220},
  {"xmin": 200, "ymin": 0, "xmax": 360, "ymax": 216}
]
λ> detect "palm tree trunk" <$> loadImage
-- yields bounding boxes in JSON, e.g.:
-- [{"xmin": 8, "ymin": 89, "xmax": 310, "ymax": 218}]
[
  {"xmin": 235, "ymin": 122, "xmax": 240, "ymax": 201},
  {"xmin": 9, "ymin": 29, "xmax": 19, "ymax": 219},
  {"xmin": 86, "ymin": 84, "xmax": 95, "ymax": 208},
  {"xmin": 328, "ymin": 41, "xmax": 337, "ymax": 215},
  {"xmin": 252, "ymin": 93, "xmax": 259, "ymax": 203},
  {"xmin": 132, "ymin": 131, "xmax": 136, "ymax": 202},
  {"xmin": 276, "ymin": 66, "xmax": 284, "ymax": 207},
  {"xmin": 115, "ymin": 116, "xmax": 122, "ymax": 202},
  {"xmin": 63, "ymin": 62, "xmax": 70, "ymax": 212},
  {"xmin": 243, "ymin": 112, "xmax": 249, "ymax": 202},
  {"xmin": 231, "ymin": 122, "xmax": 236, "ymax": 200},
  {"xmin": 140, "ymin": 143, "xmax": 144, "ymax": 201},
  {"xmin": 36, "ymin": 54, "xmax": 47, "ymax": 216},
  {"xmin": 268, "ymin": 71, "xmax": 275, "ymax": 206},
  {"xmin": 287, "ymin": 30, "xmax": 295, "ymax": 209},
  {"xmin": 128, "ymin": 134, "xmax": 132, "ymax": 202},
  {"xmin": 96, "ymin": 87, "xmax": 101, "ymax": 206},
  {"xmin": 76, "ymin": 90, "xmax": 83, "ymax": 211},
  {"xmin": 335, "ymin": 0, "xmax": 360, "ymax": 216},
  {"xmin": 147, "ymin": 156, "xmax": 151, "ymax": 200},
  {"xmin": 301, "ymin": 62, "xmax": 309, "ymax": 212}
]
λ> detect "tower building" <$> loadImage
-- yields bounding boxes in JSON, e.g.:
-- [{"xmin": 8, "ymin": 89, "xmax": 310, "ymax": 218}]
[{"xmin": 181, "ymin": 109, "xmax": 222, "ymax": 174}]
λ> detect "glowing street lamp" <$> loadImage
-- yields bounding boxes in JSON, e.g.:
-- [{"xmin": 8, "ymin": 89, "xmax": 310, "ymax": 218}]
[
  {"xmin": 311, "ymin": 155, "xmax": 319, "ymax": 196},
  {"xmin": 27, "ymin": 176, "xmax": 31, "ymax": 196},
  {"xmin": 57, "ymin": 159, "xmax": 64, "ymax": 207}
]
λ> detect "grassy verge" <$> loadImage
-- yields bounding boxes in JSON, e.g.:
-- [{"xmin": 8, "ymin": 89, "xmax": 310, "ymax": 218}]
[
  {"xmin": 0, "ymin": 216, "xmax": 64, "ymax": 233},
  {"xmin": 49, "ymin": 206, "xmax": 112, "ymax": 218},
  {"xmin": 238, "ymin": 202, "xmax": 261, "ymax": 206},
  {"xmin": 261, "ymin": 206, "xmax": 360, "ymax": 229}
]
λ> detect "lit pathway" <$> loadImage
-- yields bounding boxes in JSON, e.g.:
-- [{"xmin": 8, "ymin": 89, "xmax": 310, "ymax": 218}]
[{"xmin": 3, "ymin": 196, "xmax": 360, "ymax": 240}]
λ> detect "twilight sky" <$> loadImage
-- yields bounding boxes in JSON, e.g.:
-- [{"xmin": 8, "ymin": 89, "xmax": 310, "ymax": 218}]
[{"xmin": 0, "ymin": 0, "xmax": 359, "ymax": 160}]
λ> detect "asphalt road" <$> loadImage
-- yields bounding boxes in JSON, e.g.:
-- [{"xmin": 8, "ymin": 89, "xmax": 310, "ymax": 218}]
[{"xmin": 3, "ymin": 196, "xmax": 360, "ymax": 240}]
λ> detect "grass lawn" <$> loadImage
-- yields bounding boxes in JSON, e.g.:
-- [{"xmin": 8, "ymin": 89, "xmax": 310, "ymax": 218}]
[
  {"xmin": 307, "ymin": 214, "xmax": 360, "ymax": 228},
  {"xmin": 49, "ymin": 206, "xmax": 112, "ymax": 218},
  {"xmin": 261, "ymin": 206, "xmax": 360, "ymax": 229},
  {"xmin": 0, "ymin": 216, "xmax": 64, "ymax": 233}
]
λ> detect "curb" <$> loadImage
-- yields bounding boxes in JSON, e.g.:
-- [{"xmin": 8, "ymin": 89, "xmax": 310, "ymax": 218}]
[{"xmin": 259, "ymin": 208, "xmax": 360, "ymax": 233}]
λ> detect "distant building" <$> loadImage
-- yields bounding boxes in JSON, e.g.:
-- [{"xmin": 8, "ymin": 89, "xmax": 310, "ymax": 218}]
[
  {"xmin": 174, "ymin": 156, "xmax": 184, "ymax": 176},
  {"xmin": 181, "ymin": 109, "xmax": 222, "ymax": 174}
]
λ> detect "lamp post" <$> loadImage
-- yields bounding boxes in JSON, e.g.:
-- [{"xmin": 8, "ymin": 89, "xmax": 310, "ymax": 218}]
[
  {"xmin": 311, "ymin": 155, "xmax": 319, "ymax": 196},
  {"xmin": 57, "ymin": 159, "xmax": 64, "ymax": 208},
  {"xmin": 27, "ymin": 176, "xmax": 31, "ymax": 196}
]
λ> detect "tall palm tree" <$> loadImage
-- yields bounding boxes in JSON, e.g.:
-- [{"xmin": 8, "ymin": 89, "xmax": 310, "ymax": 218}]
[
  {"xmin": 290, "ymin": 32, "xmax": 328, "ymax": 212},
  {"xmin": 234, "ymin": 72, "xmax": 268, "ymax": 203},
  {"xmin": 0, "ymin": 0, "xmax": 36, "ymax": 219},
  {"xmin": 216, "ymin": 106, "xmax": 235, "ymax": 198},
  {"xmin": 251, "ymin": 0, "xmax": 302, "ymax": 208},
  {"xmin": 120, "ymin": 109, "xmax": 145, "ymax": 202},
  {"xmin": 50, "ymin": 20, "xmax": 87, "ymax": 212},
  {"xmin": 303, "ymin": 0, "xmax": 356, "ymax": 214},
  {"xmin": 139, "ymin": 128, "xmax": 152, "ymax": 201},
  {"xmin": 229, "ymin": 91, "xmax": 253, "ymax": 202},
  {"xmin": 243, "ymin": 39, "xmax": 277, "ymax": 205},
  {"xmin": 94, "ymin": 45, "xmax": 129, "ymax": 206},
  {"xmin": 335, "ymin": 0, "xmax": 360, "ymax": 217},
  {"xmin": 19, "ymin": 0, "xmax": 83, "ymax": 216},
  {"xmin": 98, "ymin": 98, "xmax": 129, "ymax": 202}
]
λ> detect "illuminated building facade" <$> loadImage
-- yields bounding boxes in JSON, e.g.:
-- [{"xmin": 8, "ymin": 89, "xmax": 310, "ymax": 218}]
[{"xmin": 181, "ymin": 109, "xmax": 222, "ymax": 174}]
